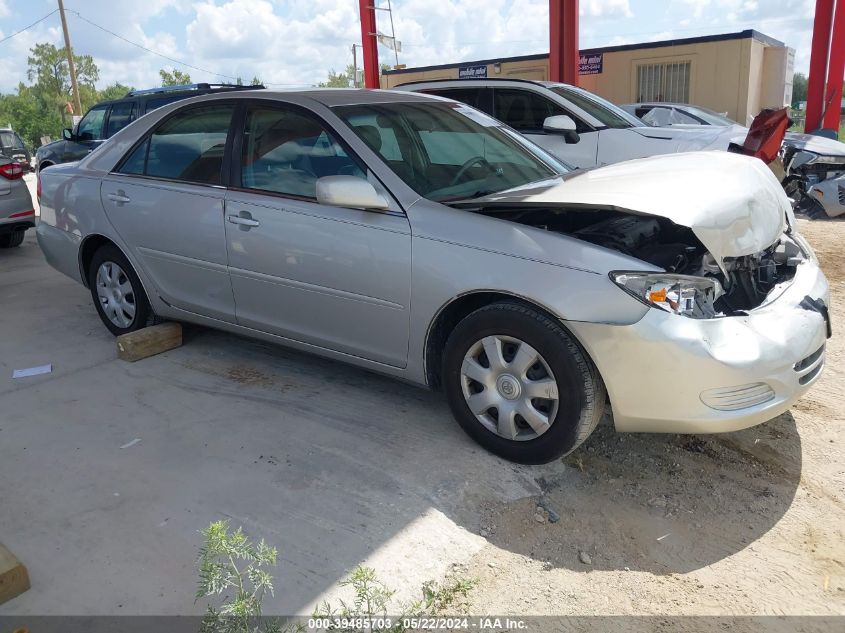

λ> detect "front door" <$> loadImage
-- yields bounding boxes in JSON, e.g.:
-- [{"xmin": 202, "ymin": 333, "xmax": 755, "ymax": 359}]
[
  {"xmin": 100, "ymin": 103, "xmax": 237, "ymax": 322},
  {"xmin": 224, "ymin": 103, "xmax": 412, "ymax": 368}
]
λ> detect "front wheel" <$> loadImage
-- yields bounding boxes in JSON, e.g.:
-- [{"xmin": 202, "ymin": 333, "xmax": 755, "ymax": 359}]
[
  {"xmin": 87, "ymin": 244, "xmax": 154, "ymax": 336},
  {"xmin": 442, "ymin": 302, "xmax": 605, "ymax": 464}
]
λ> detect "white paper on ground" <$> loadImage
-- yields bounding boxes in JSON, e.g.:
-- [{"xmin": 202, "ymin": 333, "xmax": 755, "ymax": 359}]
[
  {"xmin": 12, "ymin": 364, "xmax": 53, "ymax": 379},
  {"xmin": 120, "ymin": 438, "xmax": 142, "ymax": 449}
]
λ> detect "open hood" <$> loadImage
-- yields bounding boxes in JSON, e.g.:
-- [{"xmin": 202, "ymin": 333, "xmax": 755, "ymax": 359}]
[{"xmin": 457, "ymin": 151, "xmax": 790, "ymax": 269}]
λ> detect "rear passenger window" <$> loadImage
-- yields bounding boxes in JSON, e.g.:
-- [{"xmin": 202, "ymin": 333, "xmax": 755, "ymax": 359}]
[
  {"xmin": 240, "ymin": 107, "xmax": 364, "ymax": 199},
  {"xmin": 106, "ymin": 101, "xmax": 136, "ymax": 137},
  {"xmin": 139, "ymin": 104, "xmax": 234, "ymax": 185},
  {"xmin": 119, "ymin": 139, "xmax": 148, "ymax": 175}
]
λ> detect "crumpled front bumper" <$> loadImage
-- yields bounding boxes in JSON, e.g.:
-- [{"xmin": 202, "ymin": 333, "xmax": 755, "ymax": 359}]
[{"xmin": 567, "ymin": 256, "xmax": 830, "ymax": 434}]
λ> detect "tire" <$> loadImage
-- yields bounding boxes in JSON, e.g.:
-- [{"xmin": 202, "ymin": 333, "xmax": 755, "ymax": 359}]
[
  {"xmin": 442, "ymin": 301, "xmax": 605, "ymax": 464},
  {"xmin": 0, "ymin": 231, "xmax": 25, "ymax": 248},
  {"xmin": 87, "ymin": 243, "xmax": 155, "ymax": 336}
]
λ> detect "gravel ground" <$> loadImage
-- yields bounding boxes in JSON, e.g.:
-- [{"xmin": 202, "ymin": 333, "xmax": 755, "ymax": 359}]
[{"xmin": 456, "ymin": 217, "xmax": 844, "ymax": 621}]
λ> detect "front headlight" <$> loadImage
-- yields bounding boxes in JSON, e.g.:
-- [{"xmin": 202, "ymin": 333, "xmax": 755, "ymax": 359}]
[{"xmin": 610, "ymin": 272, "xmax": 724, "ymax": 319}]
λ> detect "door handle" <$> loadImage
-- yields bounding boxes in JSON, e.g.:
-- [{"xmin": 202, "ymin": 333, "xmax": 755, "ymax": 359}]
[
  {"xmin": 107, "ymin": 191, "xmax": 131, "ymax": 204},
  {"xmin": 227, "ymin": 213, "xmax": 260, "ymax": 229}
]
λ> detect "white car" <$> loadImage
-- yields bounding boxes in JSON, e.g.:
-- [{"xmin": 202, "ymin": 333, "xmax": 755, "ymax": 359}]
[{"xmin": 396, "ymin": 79, "xmax": 748, "ymax": 169}]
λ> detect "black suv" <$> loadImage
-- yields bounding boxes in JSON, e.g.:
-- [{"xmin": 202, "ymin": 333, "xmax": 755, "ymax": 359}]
[
  {"xmin": 35, "ymin": 83, "xmax": 264, "ymax": 171},
  {"xmin": 0, "ymin": 128, "xmax": 31, "ymax": 171}
]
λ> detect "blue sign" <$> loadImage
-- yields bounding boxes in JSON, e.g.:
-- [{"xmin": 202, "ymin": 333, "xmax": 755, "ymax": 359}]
[
  {"xmin": 458, "ymin": 65, "xmax": 488, "ymax": 79},
  {"xmin": 579, "ymin": 53, "xmax": 603, "ymax": 75}
]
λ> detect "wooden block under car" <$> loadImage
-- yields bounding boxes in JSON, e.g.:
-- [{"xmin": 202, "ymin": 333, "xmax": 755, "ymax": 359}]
[
  {"xmin": 116, "ymin": 322, "xmax": 183, "ymax": 362},
  {"xmin": 0, "ymin": 543, "xmax": 30, "ymax": 605}
]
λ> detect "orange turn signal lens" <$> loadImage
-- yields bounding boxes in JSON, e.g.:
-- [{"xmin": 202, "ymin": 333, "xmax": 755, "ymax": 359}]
[{"xmin": 648, "ymin": 288, "xmax": 667, "ymax": 303}]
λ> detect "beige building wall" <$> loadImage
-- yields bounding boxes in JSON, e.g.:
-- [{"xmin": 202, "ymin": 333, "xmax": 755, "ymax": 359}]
[{"xmin": 383, "ymin": 31, "xmax": 793, "ymax": 125}]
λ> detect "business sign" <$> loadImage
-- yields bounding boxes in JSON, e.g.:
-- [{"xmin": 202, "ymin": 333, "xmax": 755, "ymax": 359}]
[
  {"xmin": 458, "ymin": 65, "xmax": 488, "ymax": 79},
  {"xmin": 579, "ymin": 53, "xmax": 603, "ymax": 75}
]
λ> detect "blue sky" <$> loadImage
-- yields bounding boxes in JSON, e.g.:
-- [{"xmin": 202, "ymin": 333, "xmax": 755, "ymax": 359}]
[{"xmin": 0, "ymin": 0, "xmax": 816, "ymax": 93}]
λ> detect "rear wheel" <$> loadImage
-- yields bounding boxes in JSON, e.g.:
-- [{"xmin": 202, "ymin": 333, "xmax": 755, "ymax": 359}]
[
  {"xmin": 442, "ymin": 302, "xmax": 605, "ymax": 464},
  {"xmin": 87, "ymin": 244, "xmax": 154, "ymax": 335},
  {"xmin": 0, "ymin": 231, "xmax": 25, "ymax": 248}
]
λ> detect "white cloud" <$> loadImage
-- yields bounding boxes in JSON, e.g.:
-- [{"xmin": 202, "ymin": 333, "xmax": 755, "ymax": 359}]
[
  {"xmin": 581, "ymin": 0, "xmax": 633, "ymax": 18},
  {"xmin": 0, "ymin": 0, "xmax": 817, "ymax": 94}
]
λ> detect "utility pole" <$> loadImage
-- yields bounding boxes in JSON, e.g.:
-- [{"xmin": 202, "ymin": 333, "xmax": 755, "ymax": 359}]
[
  {"xmin": 57, "ymin": 0, "xmax": 83, "ymax": 119},
  {"xmin": 352, "ymin": 44, "xmax": 358, "ymax": 88}
]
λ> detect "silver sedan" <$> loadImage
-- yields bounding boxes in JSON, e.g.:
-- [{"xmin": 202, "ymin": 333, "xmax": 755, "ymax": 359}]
[
  {"xmin": 0, "ymin": 157, "xmax": 36, "ymax": 248},
  {"xmin": 36, "ymin": 89, "xmax": 830, "ymax": 463}
]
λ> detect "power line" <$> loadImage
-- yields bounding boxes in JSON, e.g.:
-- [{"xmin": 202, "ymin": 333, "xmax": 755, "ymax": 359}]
[
  {"xmin": 66, "ymin": 9, "xmax": 239, "ymax": 83},
  {"xmin": 0, "ymin": 9, "xmax": 59, "ymax": 45},
  {"xmin": 66, "ymin": 9, "xmax": 309, "ymax": 87}
]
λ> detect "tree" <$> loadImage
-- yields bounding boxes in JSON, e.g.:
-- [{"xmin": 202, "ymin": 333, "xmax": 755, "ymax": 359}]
[
  {"xmin": 159, "ymin": 68, "xmax": 192, "ymax": 86},
  {"xmin": 27, "ymin": 43, "xmax": 99, "ymax": 124},
  {"xmin": 235, "ymin": 76, "xmax": 264, "ymax": 86},
  {"xmin": 98, "ymin": 82, "xmax": 134, "ymax": 101},
  {"xmin": 318, "ymin": 63, "xmax": 391, "ymax": 88},
  {"xmin": 792, "ymin": 72, "xmax": 807, "ymax": 109}
]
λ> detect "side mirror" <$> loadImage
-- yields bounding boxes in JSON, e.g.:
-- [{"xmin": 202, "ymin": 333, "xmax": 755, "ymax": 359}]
[
  {"xmin": 543, "ymin": 115, "xmax": 580, "ymax": 144},
  {"xmin": 62, "ymin": 128, "xmax": 74, "ymax": 141},
  {"xmin": 316, "ymin": 175, "xmax": 390, "ymax": 211}
]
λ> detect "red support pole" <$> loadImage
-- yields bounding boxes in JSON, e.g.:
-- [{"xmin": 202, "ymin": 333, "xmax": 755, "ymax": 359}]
[
  {"xmin": 822, "ymin": 0, "xmax": 845, "ymax": 131},
  {"xmin": 359, "ymin": 0, "xmax": 380, "ymax": 89},
  {"xmin": 549, "ymin": 0, "xmax": 579, "ymax": 85},
  {"xmin": 805, "ymin": 0, "xmax": 835, "ymax": 133}
]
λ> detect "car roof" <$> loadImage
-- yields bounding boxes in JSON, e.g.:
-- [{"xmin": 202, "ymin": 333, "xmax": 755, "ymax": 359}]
[{"xmin": 174, "ymin": 88, "xmax": 446, "ymax": 107}]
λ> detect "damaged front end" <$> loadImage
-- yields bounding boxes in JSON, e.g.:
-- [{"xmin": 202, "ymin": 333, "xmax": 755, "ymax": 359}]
[
  {"xmin": 451, "ymin": 151, "xmax": 811, "ymax": 320},
  {"xmin": 466, "ymin": 207, "xmax": 807, "ymax": 318},
  {"xmin": 782, "ymin": 134, "xmax": 845, "ymax": 218}
]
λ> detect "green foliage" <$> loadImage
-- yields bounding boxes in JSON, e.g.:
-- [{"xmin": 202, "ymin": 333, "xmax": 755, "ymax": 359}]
[
  {"xmin": 196, "ymin": 520, "xmax": 288, "ymax": 633},
  {"xmin": 98, "ymin": 82, "xmax": 134, "ymax": 101},
  {"xmin": 236, "ymin": 76, "xmax": 264, "ymax": 86},
  {"xmin": 318, "ymin": 64, "xmax": 391, "ymax": 88},
  {"xmin": 314, "ymin": 566, "xmax": 477, "ymax": 632},
  {"xmin": 0, "ymin": 42, "xmax": 129, "ymax": 149},
  {"xmin": 159, "ymin": 68, "xmax": 192, "ymax": 86},
  {"xmin": 792, "ymin": 72, "xmax": 807, "ymax": 109}
]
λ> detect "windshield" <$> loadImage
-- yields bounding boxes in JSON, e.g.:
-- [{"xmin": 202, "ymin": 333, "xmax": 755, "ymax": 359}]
[
  {"xmin": 333, "ymin": 102, "xmax": 568, "ymax": 202},
  {"xmin": 683, "ymin": 106, "xmax": 736, "ymax": 126},
  {"xmin": 549, "ymin": 85, "xmax": 643, "ymax": 129}
]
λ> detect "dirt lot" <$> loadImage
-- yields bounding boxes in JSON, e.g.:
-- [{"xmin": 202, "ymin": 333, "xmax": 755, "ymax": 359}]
[
  {"xmin": 1, "ymin": 177, "xmax": 843, "ymax": 623},
  {"xmin": 461, "ymin": 218, "xmax": 845, "ymax": 618}
]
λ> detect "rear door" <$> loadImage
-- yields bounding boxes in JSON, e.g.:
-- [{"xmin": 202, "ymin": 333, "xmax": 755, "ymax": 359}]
[
  {"xmin": 100, "ymin": 103, "xmax": 237, "ymax": 322},
  {"xmin": 223, "ymin": 101, "xmax": 412, "ymax": 367},
  {"xmin": 491, "ymin": 88, "xmax": 599, "ymax": 168}
]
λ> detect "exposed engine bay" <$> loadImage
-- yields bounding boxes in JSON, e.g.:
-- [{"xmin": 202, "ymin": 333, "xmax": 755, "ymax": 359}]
[{"xmin": 478, "ymin": 207, "xmax": 805, "ymax": 316}]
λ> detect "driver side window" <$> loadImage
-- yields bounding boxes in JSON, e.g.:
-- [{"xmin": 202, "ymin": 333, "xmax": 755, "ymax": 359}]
[
  {"xmin": 240, "ymin": 106, "xmax": 365, "ymax": 199},
  {"xmin": 76, "ymin": 105, "xmax": 108, "ymax": 141}
]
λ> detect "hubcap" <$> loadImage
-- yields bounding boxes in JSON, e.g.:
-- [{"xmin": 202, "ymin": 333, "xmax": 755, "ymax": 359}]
[
  {"xmin": 96, "ymin": 261, "xmax": 136, "ymax": 329},
  {"xmin": 460, "ymin": 335, "xmax": 560, "ymax": 442}
]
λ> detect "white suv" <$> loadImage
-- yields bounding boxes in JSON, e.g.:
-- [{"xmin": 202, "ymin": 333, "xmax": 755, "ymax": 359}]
[{"xmin": 396, "ymin": 79, "xmax": 747, "ymax": 169}]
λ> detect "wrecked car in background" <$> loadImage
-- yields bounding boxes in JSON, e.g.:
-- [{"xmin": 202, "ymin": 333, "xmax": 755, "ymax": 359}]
[
  {"xmin": 622, "ymin": 101, "xmax": 845, "ymax": 219},
  {"xmin": 36, "ymin": 89, "xmax": 830, "ymax": 464}
]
